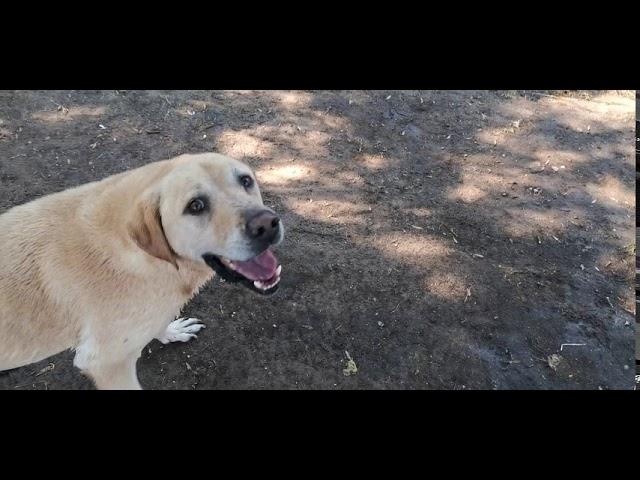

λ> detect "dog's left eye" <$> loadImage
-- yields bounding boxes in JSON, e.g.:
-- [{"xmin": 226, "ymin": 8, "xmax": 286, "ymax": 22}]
[
  {"xmin": 186, "ymin": 198, "xmax": 207, "ymax": 215},
  {"xmin": 239, "ymin": 175, "xmax": 253, "ymax": 189}
]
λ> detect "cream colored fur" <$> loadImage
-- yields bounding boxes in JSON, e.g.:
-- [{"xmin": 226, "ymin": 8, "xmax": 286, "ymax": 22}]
[{"xmin": 0, "ymin": 152, "xmax": 272, "ymax": 389}]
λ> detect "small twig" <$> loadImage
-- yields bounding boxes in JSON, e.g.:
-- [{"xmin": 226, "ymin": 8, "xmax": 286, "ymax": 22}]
[
  {"xmin": 34, "ymin": 362, "xmax": 55, "ymax": 377},
  {"xmin": 390, "ymin": 302, "xmax": 401, "ymax": 313},
  {"xmin": 560, "ymin": 343, "xmax": 586, "ymax": 351},
  {"xmin": 49, "ymin": 99, "xmax": 69, "ymax": 113},
  {"xmin": 441, "ymin": 223, "xmax": 457, "ymax": 236},
  {"xmin": 14, "ymin": 380, "xmax": 48, "ymax": 389},
  {"xmin": 526, "ymin": 92, "xmax": 564, "ymax": 100},
  {"xmin": 464, "ymin": 287, "xmax": 471, "ymax": 303}
]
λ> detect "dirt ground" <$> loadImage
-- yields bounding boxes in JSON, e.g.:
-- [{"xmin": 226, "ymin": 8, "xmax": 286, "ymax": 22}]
[{"xmin": 0, "ymin": 90, "xmax": 635, "ymax": 390}]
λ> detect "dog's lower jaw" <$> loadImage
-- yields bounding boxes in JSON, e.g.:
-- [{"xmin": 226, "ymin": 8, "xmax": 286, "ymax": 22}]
[{"xmin": 202, "ymin": 254, "xmax": 279, "ymax": 295}]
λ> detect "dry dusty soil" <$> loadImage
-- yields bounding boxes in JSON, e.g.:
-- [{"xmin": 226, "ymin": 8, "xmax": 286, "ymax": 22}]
[{"xmin": 0, "ymin": 90, "xmax": 636, "ymax": 389}]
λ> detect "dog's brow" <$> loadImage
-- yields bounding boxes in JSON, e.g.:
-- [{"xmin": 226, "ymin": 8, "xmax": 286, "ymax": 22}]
[
  {"xmin": 233, "ymin": 167, "xmax": 254, "ymax": 179},
  {"xmin": 190, "ymin": 191, "xmax": 209, "ymax": 201}
]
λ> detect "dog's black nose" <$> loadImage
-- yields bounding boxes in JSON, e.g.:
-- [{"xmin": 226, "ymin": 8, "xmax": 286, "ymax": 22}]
[{"xmin": 246, "ymin": 210, "xmax": 280, "ymax": 243}]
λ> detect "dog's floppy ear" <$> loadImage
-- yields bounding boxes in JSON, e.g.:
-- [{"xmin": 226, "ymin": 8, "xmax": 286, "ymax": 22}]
[{"xmin": 128, "ymin": 191, "xmax": 178, "ymax": 269}]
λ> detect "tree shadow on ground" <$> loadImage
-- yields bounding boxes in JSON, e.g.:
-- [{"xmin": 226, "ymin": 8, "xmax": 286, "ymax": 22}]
[{"xmin": 0, "ymin": 89, "xmax": 634, "ymax": 389}]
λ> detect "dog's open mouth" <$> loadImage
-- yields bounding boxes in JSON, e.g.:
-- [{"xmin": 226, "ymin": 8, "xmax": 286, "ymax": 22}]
[{"xmin": 202, "ymin": 250, "xmax": 281, "ymax": 295}]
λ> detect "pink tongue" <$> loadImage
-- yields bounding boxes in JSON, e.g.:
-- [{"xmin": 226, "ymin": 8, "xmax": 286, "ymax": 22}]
[{"xmin": 233, "ymin": 250, "xmax": 278, "ymax": 281}]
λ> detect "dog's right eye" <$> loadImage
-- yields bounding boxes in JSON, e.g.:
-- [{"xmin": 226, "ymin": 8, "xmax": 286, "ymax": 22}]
[
  {"xmin": 239, "ymin": 175, "xmax": 254, "ymax": 189},
  {"xmin": 185, "ymin": 197, "xmax": 207, "ymax": 215}
]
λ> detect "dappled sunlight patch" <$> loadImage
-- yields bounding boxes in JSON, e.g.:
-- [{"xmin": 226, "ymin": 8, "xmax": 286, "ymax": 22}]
[
  {"xmin": 473, "ymin": 125, "xmax": 520, "ymax": 147},
  {"xmin": 32, "ymin": 106, "xmax": 107, "ymax": 123},
  {"xmin": 216, "ymin": 130, "xmax": 273, "ymax": 158},
  {"xmin": 588, "ymin": 91, "xmax": 635, "ymax": 105},
  {"xmin": 243, "ymin": 125, "xmax": 331, "ymax": 159},
  {"xmin": 493, "ymin": 98, "xmax": 536, "ymax": 123},
  {"xmin": 405, "ymin": 207, "xmax": 433, "ymax": 218},
  {"xmin": 585, "ymin": 175, "xmax": 635, "ymax": 210},
  {"xmin": 447, "ymin": 169, "xmax": 515, "ymax": 204},
  {"xmin": 448, "ymin": 184, "xmax": 487, "ymax": 203},
  {"xmin": 531, "ymin": 148, "xmax": 586, "ymax": 167},
  {"xmin": 541, "ymin": 93, "xmax": 635, "ymax": 118},
  {"xmin": 475, "ymin": 127, "xmax": 507, "ymax": 146},
  {"xmin": 332, "ymin": 170, "xmax": 366, "ymax": 188},
  {"xmin": 475, "ymin": 129, "xmax": 542, "ymax": 159},
  {"xmin": 480, "ymin": 93, "xmax": 635, "ymax": 161},
  {"xmin": 308, "ymin": 109, "xmax": 352, "ymax": 131},
  {"xmin": 500, "ymin": 208, "xmax": 570, "ymax": 239},
  {"xmin": 424, "ymin": 270, "xmax": 469, "ymax": 301},
  {"xmin": 285, "ymin": 198, "xmax": 370, "ymax": 226},
  {"xmin": 355, "ymin": 153, "xmax": 388, "ymax": 171},
  {"xmin": 368, "ymin": 233, "xmax": 453, "ymax": 263},
  {"xmin": 529, "ymin": 95, "xmax": 634, "ymax": 133},
  {"xmin": 272, "ymin": 91, "xmax": 313, "ymax": 110},
  {"xmin": 290, "ymin": 130, "xmax": 331, "ymax": 158},
  {"xmin": 256, "ymin": 162, "xmax": 316, "ymax": 186}
]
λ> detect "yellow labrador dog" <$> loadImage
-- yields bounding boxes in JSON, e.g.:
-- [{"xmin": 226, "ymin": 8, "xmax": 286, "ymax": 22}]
[{"xmin": 0, "ymin": 153, "xmax": 284, "ymax": 389}]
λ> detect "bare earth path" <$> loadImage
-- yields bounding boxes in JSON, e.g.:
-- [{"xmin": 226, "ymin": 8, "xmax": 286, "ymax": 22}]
[{"xmin": 0, "ymin": 90, "xmax": 635, "ymax": 389}]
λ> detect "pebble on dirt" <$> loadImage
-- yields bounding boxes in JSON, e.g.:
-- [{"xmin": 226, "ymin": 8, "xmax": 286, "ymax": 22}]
[
  {"xmin": 343, "ymin": 351, "xmax": 358, "ymax": 376},
  {"xmin": 547, "ymin": 354, "xmax": 562, "ymax": 371}
]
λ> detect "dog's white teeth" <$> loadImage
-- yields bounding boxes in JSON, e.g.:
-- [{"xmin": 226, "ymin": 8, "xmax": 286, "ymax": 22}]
[
  {"xmin": 254, "ymin": 276, "xmax": 280, "ymax": 291},
  {"xmin": 276, "ymin": 265, "xmax": 282, "ymax": 276}
]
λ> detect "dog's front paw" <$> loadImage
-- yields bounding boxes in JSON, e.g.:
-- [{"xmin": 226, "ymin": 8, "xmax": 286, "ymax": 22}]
[{"xmin": 158, "ymin": 317, "xmax": 206, "ymax": 344}]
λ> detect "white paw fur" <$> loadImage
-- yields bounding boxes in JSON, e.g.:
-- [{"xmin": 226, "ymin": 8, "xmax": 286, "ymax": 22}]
[{"xmin": 158, "ymin": 317, "xmax": 206, "ymax": 344}]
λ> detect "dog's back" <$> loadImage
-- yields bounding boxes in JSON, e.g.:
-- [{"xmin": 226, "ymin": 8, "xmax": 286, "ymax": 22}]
[
  {"xmin": 0, "ymin": 160, "xmax": 179, "ymax": 371},
  {"xmin": 0, "ymin": 193, "xmax": 81, "ymax": 370}
]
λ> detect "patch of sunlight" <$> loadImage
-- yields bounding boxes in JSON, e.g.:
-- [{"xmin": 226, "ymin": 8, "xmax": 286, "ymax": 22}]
[
  {"xmin": 405, "ymin": 207, "xmax": 433, "ymax": 218},
  {"xmin": 447, "ymin": 169, "xmax": 512, "ymax": 204},
  {"xmin": 500, "ymin": 208, "xmax": 571, "ymax": 239},
  {"xmin": 424, "ymin": 270, "xmax": 469, "ymax": 301},
  {"xmin": 369, "ymin": 233, "xmax": 453, "ymax": 262},
  {"xmin": 272, "ymin": 91, "xmax": 314, "ymax": 109},
  {"xmin": 216, "ymin": 130, "xmax": 274, "ymax": 159},
  {"xmin": 256, "ymin": 162, "xmax": 316, "ymax": 186},
  {"xmin": 531, "ymin": 96, "xmax": 633, "ymax": 131},
  {"xmin": 530, "ymin": 149, "xmax": 586, "ymax": 166},
  {"xmin": 32, "ymin": 106, "xmax": 107, "ymax": 123},
  {"xmin": 354, "ymin": 153, "xmax": 392, "ymax": 171},
  {"xmin": 448, "ymin": 184, "xmax": 487, "ymax": 203},
  {"xmin": 585, "ymin": 175, "xmax": 635, "ymax": 209},
  {"xmin": 236, "ymin": 125, "xmax": 332, "ymax": 159},
  {"xmin": 285, "ymin": 198, "xmax": 370, "ymax": 226},
  {"xmin": 308, "ymin": 109, "xmax": 352, "ymax": 130}
]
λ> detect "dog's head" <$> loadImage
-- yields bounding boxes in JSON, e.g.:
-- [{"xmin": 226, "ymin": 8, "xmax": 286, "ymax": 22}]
[{"xmin": 128, "ymin": 153, "xmax": 284, "ymax": 295}]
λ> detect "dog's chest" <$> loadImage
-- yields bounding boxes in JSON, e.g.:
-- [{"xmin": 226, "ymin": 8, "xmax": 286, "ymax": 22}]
[{"xmin": 176, "ymin": 261, "xmax": 215, "ymax": 299}]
